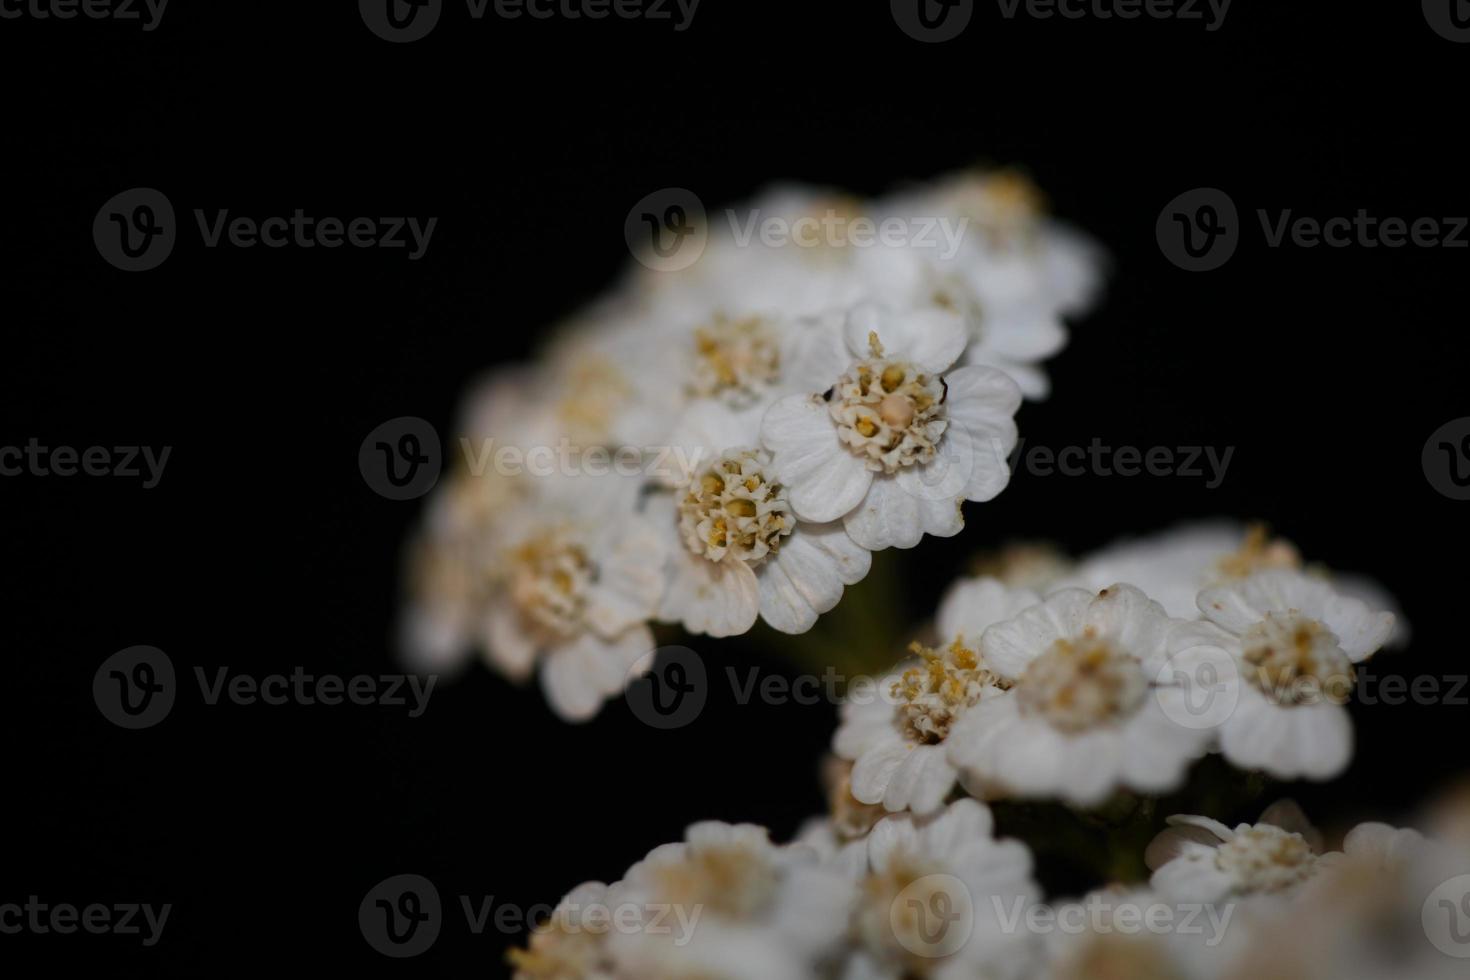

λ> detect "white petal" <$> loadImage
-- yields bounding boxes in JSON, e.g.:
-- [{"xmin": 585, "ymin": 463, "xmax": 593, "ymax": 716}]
[
  {"xmin": 883, "ymin": 744, "xmax": 957, "ymax": 815},
  {"xmin": 979, "ymin": 588, "xmax": 1094, "ymax": 679},
  {"xmin": 844, "ymin": 303, "xmax": 968, "ymax": 374},
  {"xmin": 936, "ymin": 577, "xmax": 1042, "ymax": 649},
  {"xmin": 845, "ymin": 472, "xmax": 964, "ymax": 551},
  {"xmin": 761, "ymin": 394, "xmax": 872, "ymax": 522},
  {"xmin": 480, "ymin": 598, "xmax": 538, "ymax": 681},
  {"xmin": 757, "ymin": 522, "xmax": 872, "ymax": 634},
  {"xmin": 850, "ymin": 742, "xmax": 909, "ymax": 807},
  {"xmin": 658, "ymin": 547, "xmax": 760, "ymax": 638}
]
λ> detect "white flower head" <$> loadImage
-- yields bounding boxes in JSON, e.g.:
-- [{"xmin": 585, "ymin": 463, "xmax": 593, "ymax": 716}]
[
  {"xmin": 834, "ymin": 577, "xmax": 1039, "ymax": 816},
  {"xmin": 1146, "ymin": 799, "xmax": 1324, "ymax": 904},
  {"xmin": 481, "ymin": 470, "xmax": 666, "ymax": 722},
  {"xmin": 509, "ymin": 881, "xmax": 623, "ymax": 980},
  {"xmin": 761, "ymin": 303, "xmax": 1022, "ymax": 551},
  {"xmin": 609, "ymin": 821, "xmax": 852, "ymax": 980},
  {"xmin": 947, "ymin": 585, "xmax": 1213, "ymax": 807},
  {"xmin": 652, "ymin": 401, "xmax": 873, "ymax": 637},
  {"xmin": 1167, "ymin": 569, "xmax": 1395, "ymax": 780},
  {"xmin": 840, "ymin": 798, "xmax": 1040, "ymax": 980}
]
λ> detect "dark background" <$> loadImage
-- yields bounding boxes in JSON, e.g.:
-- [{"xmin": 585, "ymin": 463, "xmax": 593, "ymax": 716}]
[{"xmin": 2, "ymin": 2, "xmax": 1466, "ymax": 974}]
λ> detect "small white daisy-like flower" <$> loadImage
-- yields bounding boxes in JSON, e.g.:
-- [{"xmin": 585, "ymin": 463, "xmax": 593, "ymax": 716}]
[
  {"xmin": 1146, "ymin": 799, "xmax": 1325, "ymax": 904},
  {"xmin": 834, "ymin": 577, "xmax": 1039, "ymax": 816},
  {"xmin": 1035, "ymin": 885, "xmax": 1241, "ymax": 980},
  {"xmin": 652, "ymin": 402, "xmax": 872, "ymax": 637},
  {"xmin": 509, "ymin": 881, "xmax": 623, "ymax": 980},
  {"xmin": 947, "ymin": 585, "xmax": 1213, "ymax": 807},
  {"xmin": 837, "ymin": 798, "xmax": 1040, "ymax": 980},
  {"xmin": 1168, "ymin": 569, "xmax": 1395, "ymax": 780},
  {"xmin": 760, "ymin": 303, "xmax": 1021, "ymax": 551},
  {"xmin": 608, "ymin": 821, "xmax": 852, "ymax": 980},
  {"xmin": 1056, "ymin": 522, "xmax": 1302, "ymax": 621},
  {"xmin": 481, "ymin": 472, "xmax": 666, "ymax": 722}
]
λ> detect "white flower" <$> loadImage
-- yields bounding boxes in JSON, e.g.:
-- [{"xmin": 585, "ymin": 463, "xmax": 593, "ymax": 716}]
[
  {"xmin": 837, "ymin": 798, "xmax": 1040, "ymax": 980},
  {"xmin": 509, "ymin": 881, "xmax": 623, "ymax": 980},
  {"xmin": 481, "ymin": 471, "xmax": 666, "ymax": 722},
  {"xmin": 834, "ymin": 577, "xmax": 1039, "ymax": 816},
  {"xmin": 1146, "ymin": 799, "xmax": 1324, "ymax": 904},
  {"xmin": 1035, "ymin": 885, "xmax": 1241, "ymax": 980},
  {"xmin": 1055, "ymin": 522, "xmax": 1302, "ymax": 621},
  {"xmin": 609, "ymin": 821, "xmax": 852, "ymax": 980},
  {"xmin": 651, "ymin": 401, "xmax": 872, "ymax": 637},
  {"xmin": 1169, "ymin": 569, "xmax": 1395, "ymax": 779},
  {"xmin": 761, "ymin": 304, "xmax": 1021, "ymax": 551},
  {"xmin": 947, "ymin": 585, "xmax": 1212, "ymax": 807}
]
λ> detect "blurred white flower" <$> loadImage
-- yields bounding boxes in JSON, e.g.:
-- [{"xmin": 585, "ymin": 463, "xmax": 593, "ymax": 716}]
[
  {"xmin": 608, "ymin": 821, "xmax": 852, "ymax": 980},
  {"xmin": 1169, "ymin": 569, "xmax": 1395, "ymax": 779},
  {"xmin": 833, "ymin": 577, "xmax": 1038, "ymax": 816},
  {"xmin": 479, "ymin": 471, "xmax": 665, "ymax": 721},
  {"xmin": 1146, "ymin": 799, "xmax": 1324, "ymax": 904},
  {"xmin": 837, "ymin": 798, "xmax": 1040, "ymax": 980},
  {"xmin": 761, "ymin": 304, "xmax": 1021, "ymax": 550},
  {"xmin": 948, "ymin": 585, "xmax": 1212, "ymax": 806}
]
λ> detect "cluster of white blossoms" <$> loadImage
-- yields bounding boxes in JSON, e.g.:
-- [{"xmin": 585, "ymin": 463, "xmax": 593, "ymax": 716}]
[
  {"xmin": 512, "ymin": 793, "xmax": 1470, "ymax": 980},
  {"xmin": 835, "ymin": 521, "xmax": 1405, "ymax": 811},
  {"xmin": 400, "ymin": 170, "xmax": 1102, "ymax": 720}
]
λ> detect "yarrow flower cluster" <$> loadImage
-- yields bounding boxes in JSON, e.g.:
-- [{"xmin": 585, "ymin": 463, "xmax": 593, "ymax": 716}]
[
  {"xmin": 390, "ymin": 169, "xmax": 1464, "ymax": 979},
  {"xmin": 400, "ymin": 170, "xmax": 1102, "ymax": 720}
]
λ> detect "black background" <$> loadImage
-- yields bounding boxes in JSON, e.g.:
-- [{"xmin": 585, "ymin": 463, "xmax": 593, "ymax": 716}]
[{"xmin": 2, "ymin": 1, "xmax": 1467, "ymax": 974}]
